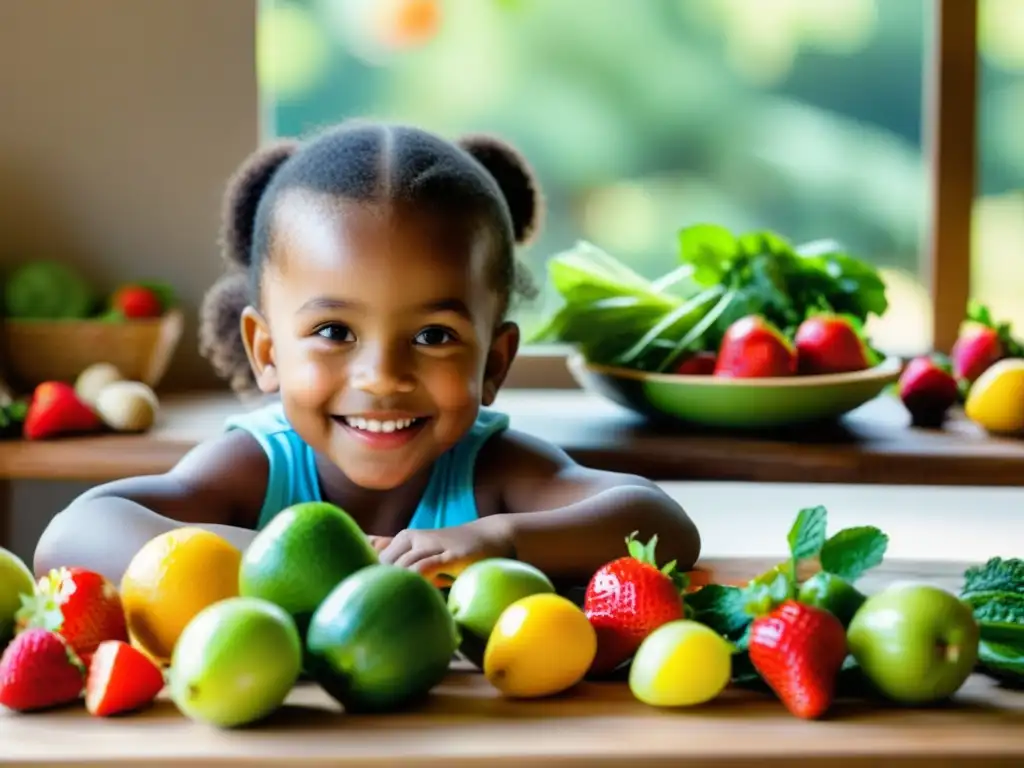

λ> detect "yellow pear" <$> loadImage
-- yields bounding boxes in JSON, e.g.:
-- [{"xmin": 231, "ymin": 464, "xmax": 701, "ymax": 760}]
[{"xmin": 964, "ymin": 358, "xmax": 1024, "ymax": 436}]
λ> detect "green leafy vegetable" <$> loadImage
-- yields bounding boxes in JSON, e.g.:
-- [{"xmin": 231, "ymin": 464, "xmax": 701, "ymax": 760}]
[
  {"xmin": 962, "ymin": 557, "xmax": 1024, "ymax": 598},
  {"xmin": 819, "ymin": 526, "xmax": 889, "ymax": 582},
  {"xmin": 959, "ymin": 558, "xmax": 1024, "ymax": 685},
  {"xmin": 531, "ymin": 226, "xmax": 889, "ymax": 372},
  {"xmin": 686, "ymin": 585, "xmax": 749, "ymax": 638}
]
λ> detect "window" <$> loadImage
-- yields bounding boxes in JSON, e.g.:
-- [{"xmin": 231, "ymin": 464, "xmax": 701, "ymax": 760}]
[{"xmin": 257, "ymin": 0, "xmax": 988, "ymax": 387}]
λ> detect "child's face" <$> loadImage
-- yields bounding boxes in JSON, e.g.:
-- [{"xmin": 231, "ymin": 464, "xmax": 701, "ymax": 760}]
[{"xmin": 242, "ymin": 191, "xmax": 519, "ymax": 490}]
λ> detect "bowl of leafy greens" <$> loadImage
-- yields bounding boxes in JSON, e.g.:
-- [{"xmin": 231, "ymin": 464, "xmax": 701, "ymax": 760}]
[{"xmin": 529, "ymin": 224, "xmax": 901, "ymax": 429}]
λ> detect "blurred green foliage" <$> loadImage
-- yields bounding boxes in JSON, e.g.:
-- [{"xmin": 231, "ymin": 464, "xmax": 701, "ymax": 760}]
[{"xmin": 257, "ymin": 0, "xmax": 1024, "ymax": 352}]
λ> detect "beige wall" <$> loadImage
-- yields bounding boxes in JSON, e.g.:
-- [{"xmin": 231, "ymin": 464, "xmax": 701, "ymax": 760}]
[
  {"xmin": 0, "ymin": 0, "xmax": 259, "ymax": 393},
  {"xmin": 1, "ymin": 0, "xmax": 258, "ymax": 563}
]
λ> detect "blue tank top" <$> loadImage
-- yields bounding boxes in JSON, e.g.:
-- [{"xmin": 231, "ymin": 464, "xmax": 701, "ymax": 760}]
[{"xmin": 223, "ymin": 401, "xmax": 510, "ymax": 531}]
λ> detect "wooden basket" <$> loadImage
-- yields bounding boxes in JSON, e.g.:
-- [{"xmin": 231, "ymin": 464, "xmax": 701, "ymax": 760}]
[{"xmin": 0, "ymin": 309, "xmax": 184, "ymax": 393}]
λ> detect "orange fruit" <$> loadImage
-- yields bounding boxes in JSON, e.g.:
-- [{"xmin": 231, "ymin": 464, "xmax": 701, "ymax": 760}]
[{"xmin": 120, "ymin": 527, "xmax": 241, "ymax": 664}]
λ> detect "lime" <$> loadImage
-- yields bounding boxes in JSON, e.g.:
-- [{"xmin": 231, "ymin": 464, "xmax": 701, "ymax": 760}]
[
  {"xmin": 169, "ymin": 596, "xmax": 302, "ymax": 728},
  {"xmin": 239, "ymin": 502, "xmax": 378, "ymax": 641},
  {"xmin": 0, "ymin": 547, "xmax": 36, "ymax": 650},
  {"xmin": 306, "ymin": 564, "xmax": 459, "ymax": 713},
  {"xmin": 447, "ymin": 558, "xmax": 555, "ymax": 668},
  {"xmin": 629, "ymin": 620, "xmax": 732, "ymax": 707}
]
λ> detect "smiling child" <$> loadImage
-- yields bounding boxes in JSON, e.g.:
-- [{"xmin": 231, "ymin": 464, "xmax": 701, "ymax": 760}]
[{"xmin": 34, "ymin": 121, "xmax": 701, "ymax": 587}]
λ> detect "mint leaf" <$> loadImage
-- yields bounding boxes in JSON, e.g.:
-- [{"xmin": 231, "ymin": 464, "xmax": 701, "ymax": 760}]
[
  {"xmin": 819, "ymin": 526, "xmax": 888, "ymax": 582},
  {"xmin": 788, "ymin": 505, "xmax": 828, "ymax": 562},
  {"xmin": 686, "ymin": 584, "xmax": 750, "ymax": 637}
]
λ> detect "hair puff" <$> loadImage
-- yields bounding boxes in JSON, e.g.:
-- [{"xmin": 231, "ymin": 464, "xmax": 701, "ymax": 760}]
[
  {"xmin": 220, "ymin": 139, "xmax": 300, "ymax": 268},
  {"xmin": 198, "ymin": 268, "xmax": 258, "ymax": 394},
  {"xmin": 457, "ymin": 134, "xmax": 543, "ymax": 246}
]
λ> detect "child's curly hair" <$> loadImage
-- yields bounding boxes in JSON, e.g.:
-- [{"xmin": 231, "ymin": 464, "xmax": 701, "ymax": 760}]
[{"xmin": 199, "ymin": 122, "xmax": 544, "ymax": 395}]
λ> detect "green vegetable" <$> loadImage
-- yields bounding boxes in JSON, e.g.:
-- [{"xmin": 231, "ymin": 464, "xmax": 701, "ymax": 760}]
[
  {"xmin": 687, "ymin": 505, "xmax": 889, "ymax": 686},
  {"xmin": 530, "ymin": 226, "xmax": 889, "ymax": 372},
  {"xmin": 0, "ymin": 399, "xmax": 28, "ymax": 440},
  {"xmin": 959, "ymin": 557, "xmax": 1024, "ymax": 683},
  {"xmin": 3, "ymin": 261, "xmax": 96, "ymax": 319}
]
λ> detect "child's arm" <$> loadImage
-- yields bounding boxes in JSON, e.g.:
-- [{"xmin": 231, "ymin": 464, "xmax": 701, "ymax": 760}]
[
  {"xmin": 484, "ymin": 430, "xmax": 701, "ymax": 583},
  {"xmin": 33, "ymin": 430, "xmax": 269, "ymax": 583}
]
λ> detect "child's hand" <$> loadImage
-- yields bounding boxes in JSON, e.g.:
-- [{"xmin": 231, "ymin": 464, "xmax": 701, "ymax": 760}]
[{"xmin": 376, "ymin": 516, "xmax": 514, "ymax": 579}]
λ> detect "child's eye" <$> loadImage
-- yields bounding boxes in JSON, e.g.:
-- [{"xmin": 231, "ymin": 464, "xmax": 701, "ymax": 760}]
[
  {"xmin": 316, "ymin": 323, "xmax": 355, "ymax": 343},
  {"xmin": 414, "ymin": 326, "xmax": 456, "ymax": 346}
]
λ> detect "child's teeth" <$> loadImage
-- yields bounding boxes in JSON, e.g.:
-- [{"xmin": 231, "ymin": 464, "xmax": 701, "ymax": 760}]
[{"xmin": 345, "ymin": 417, "xmax": 416, "ymax": 432}]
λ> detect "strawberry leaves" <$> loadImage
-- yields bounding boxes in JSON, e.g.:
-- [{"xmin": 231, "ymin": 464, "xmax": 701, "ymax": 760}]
[{"xmin": 624, "ymin": 531, "xmax": 690, "ymax": 593}]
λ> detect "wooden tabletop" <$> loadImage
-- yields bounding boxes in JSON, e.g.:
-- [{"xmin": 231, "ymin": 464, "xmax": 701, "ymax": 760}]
[
  {"xmin": 4, "ymin": 558, "xmax": 1024, "ymax": 767},
  {"xmin": 2, "ymin": 389, "xmax": 1024, "ymax": 486}
]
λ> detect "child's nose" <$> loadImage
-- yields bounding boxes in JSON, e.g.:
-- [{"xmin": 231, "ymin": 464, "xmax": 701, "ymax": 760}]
[{"xmin": 350, "ymin": 344, "xmax": 416, "ymax": 395}]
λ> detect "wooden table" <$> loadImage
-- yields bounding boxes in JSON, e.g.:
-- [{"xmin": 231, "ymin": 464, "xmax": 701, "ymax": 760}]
[
  {"xmin": 4, "ymin": 558, "xmax": 1024, "ymax": 767},
  {"xmin": 1, "ymin": 389, "xmax": 1023, "ymax": 486}
]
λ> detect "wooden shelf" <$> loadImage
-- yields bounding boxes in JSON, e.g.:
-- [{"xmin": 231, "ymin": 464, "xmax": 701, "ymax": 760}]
[{"xmin": 2, "ymin": 389, "xmax": 1024, "ymax": 486}]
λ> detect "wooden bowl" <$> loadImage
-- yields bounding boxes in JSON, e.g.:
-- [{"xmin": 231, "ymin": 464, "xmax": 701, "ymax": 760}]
[{"xmin": 0, "ymin": 309, "xmax": 184, "ymax": 392}]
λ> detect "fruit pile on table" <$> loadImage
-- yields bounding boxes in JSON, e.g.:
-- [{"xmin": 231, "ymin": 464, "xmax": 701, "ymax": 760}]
[
  {"xmin": 0, "ymin": 362, "xmax": 161, "ymax": 440},
  {"xmin": 898, "ymin": 300, "xmax": 1024, "ymax": 436},
  {"xmin": 1, "ymin": 503, "xmax": 1023, "ymax": 724}
]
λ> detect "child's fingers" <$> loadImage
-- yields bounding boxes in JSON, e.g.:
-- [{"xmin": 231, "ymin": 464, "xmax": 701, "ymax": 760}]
[{"xmin": 368, "ymin": 535, "xmax": 393, "ymax": 553}]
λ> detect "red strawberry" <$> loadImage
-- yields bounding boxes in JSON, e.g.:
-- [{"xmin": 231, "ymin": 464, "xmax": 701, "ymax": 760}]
[
  {"xmin": 714, "ymin": 315, "xmax": 797, "ymax": 378},
  {"xmin": 794, "ymin": 315, "xmax": 872, "ymax": 375},
  {"xmin": 898, "ymin": 355, "xmax": 959, "ymax": 428},
  {"xmin": 676, "ymin": 351, "xmax": 717, "ymax": 376},
  {"xmin": 583, "ymin": 532, "xmax": 687, "ymax": 677},
  {"xmin": 16, "ymin": 567, "xmax": 129, "ymax": 666},
  {"xmin": 950, "ymin": 302, "xmax": 1023, "ymax": 384},
  {"xmin": 0, "ymin": 628, "xmax": 85, "ymax": 711},
  {"xmin": 110, "ymin": 285, "xmax": 163, "ymax": 319},
  {"xmin": 85, "ymin": 640, "xmax": 165, "ymax": 716},
  {"xmin": 748, "ymin": 600, "xmax": 847, "ymax": 720},
  {"xmin": 22, "ymin": 382, "xmax": 103, "ymax": 440},
  {"xmin": 951, "ymin": 328, "xmax": 1003, "ymax": 385}
]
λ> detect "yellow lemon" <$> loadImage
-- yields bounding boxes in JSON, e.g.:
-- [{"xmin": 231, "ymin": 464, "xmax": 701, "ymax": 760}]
[
  {"xmin": 965, "ymin": 358, "xmax": 1024, "ymax": 435},
  {"xmin": 628, "ymin": 620, "xmax": 732, "ymax": 707},
  {"xmin": 483, "ymin": 593, "xmax": 596, "ymax": 698},
  {"xmin": 120, "ymin": 527, "xmax": 241, "ymax": 665}
]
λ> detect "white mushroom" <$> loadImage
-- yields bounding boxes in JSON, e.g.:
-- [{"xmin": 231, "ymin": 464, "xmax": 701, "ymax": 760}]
[
  {"xmin": 75, "ymin": 363, "xmax": 125, "ymax": 407},
  {"xmin": 95, "ymin": 380, "xmax": 160, "ymax": 433}
]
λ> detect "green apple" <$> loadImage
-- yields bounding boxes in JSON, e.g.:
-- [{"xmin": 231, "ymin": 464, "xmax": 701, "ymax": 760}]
[
  {"xmin": 0, "ymin": 546, "xmax": 35, "ymax": 651},
  {"xmin": 446, "ymin": 558, "xmax": 554, "ymax": 668},
  {"xmin": 847, "ymin": 582, "xmax": 979, "ymax": 704}
]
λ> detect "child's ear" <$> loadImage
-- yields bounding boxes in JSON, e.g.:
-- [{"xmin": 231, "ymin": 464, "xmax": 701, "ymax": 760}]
[
  {"xmin": 482, "ymin": 321, "xmax": 520, "ymax": 405},
  {"xmin": 240, "ymin": 306, "xmax": 280, "ymax": 394}
]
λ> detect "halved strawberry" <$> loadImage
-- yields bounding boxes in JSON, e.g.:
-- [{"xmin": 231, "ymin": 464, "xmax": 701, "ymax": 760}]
[{"xmin": 85, "ymin": 640, "xmax": 165, "ymax": 716}]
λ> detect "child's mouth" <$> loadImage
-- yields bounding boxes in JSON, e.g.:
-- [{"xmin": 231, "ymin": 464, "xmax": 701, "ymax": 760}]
[{"xmin": 333, "ymin": 415, "xmax": 429, "ymax": 449}]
